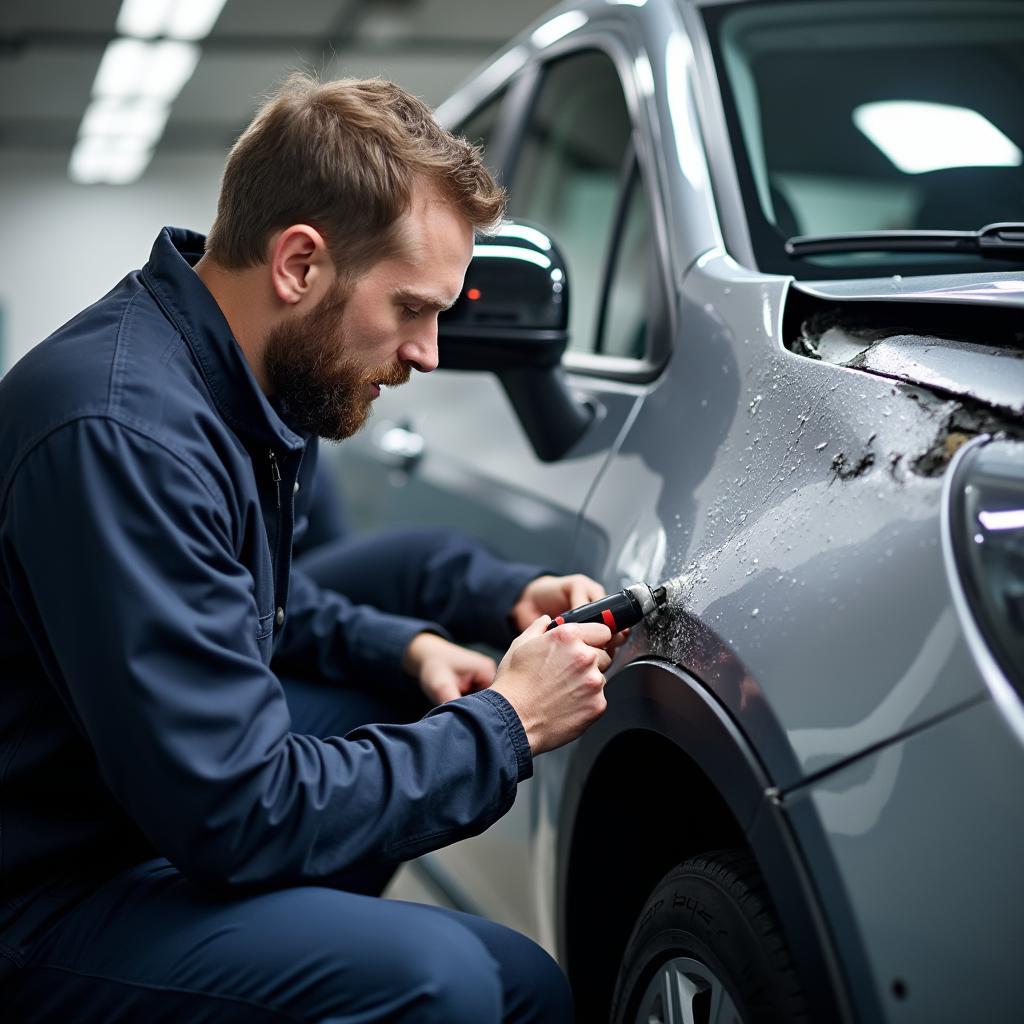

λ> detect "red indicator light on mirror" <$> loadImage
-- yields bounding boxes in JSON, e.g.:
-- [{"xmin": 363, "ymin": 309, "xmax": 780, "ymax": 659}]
[{"xmin": 466, "ymin": 288, "xmax": 482, "ymax": 300}]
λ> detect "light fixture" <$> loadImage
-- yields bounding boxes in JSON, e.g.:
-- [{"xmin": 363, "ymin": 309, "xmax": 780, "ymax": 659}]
[
  {"xmin": 93, "ymin": 39, "xmax": 199, "ymax": 101},
  {"xmin": 93, "ymin": 38, "xmax": 151, "ymax": 98},
  {"xmin": 853, "ymin": 101, "xmax": 1023, "ymax": 175},
  {"xmin": 69, "ymin": 137, "xmax": 153, "ymax": 185},
  {"xmin": 138, "ymin": 41, "xmax": 200, "ymax": 100},
  {"xmin": 80, "ymin": 98, "xmax": 170, "ymax": 144},
  {"xmin": 116, "ymin": 0, "xmax": 176, "ymax": 38},
  {"xmin": 116, "ymin": 0, "xmax": 228, "ymax": 41},
  {"xmin": 164, "ymin": 0, "xmax": 230, "ymax": 42},
  {"xmin": 71, "ymin": 0, "xmax": 222, "ymax": 184}
]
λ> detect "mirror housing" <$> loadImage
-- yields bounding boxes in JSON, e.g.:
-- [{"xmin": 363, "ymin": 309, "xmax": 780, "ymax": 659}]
[{"xmin": 439, "ymin": 221, "xmax": 593, "ymax": 461}]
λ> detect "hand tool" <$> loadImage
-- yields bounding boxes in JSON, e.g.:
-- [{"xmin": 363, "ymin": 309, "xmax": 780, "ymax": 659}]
[{"xmin": 546, "ymin": 581, "xmax": 668, "ymax": 633}]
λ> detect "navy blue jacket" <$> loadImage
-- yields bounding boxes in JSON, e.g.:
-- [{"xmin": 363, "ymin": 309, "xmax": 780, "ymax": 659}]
[{"xmin": 0, "ymin": 228, "xmax": 538, "ymax": 972}]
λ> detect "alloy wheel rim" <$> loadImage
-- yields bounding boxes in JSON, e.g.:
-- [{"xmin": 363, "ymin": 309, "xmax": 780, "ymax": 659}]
[{"xmin": 634, "ymin": 955, "xmax": 744, "ymax": 1024}]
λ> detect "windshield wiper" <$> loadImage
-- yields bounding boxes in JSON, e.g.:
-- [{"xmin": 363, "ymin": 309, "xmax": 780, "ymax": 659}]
[{"xmin": 785, "ymin": 222, "xmax": 1024, "ymax": 261}]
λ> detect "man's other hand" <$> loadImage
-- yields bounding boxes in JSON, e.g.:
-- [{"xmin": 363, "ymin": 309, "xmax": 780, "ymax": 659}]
[
  {"xmin": 511, "ymin": 574, "xmax": 629, "ymax": 653},
  {"xmin": 402, "ymin": 632, "xmax": 498, "ymax": 705}
]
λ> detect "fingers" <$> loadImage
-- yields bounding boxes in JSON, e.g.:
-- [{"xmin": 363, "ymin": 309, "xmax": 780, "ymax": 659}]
[
  {"xmin": 566, "ymin": 574, "xmax": 603, "ymax": 610},
  {"xmin": 567, "ymin": 576, "xmax": 591, "ymax": 609},
  {"xmin": 469, "ymin": 655, "xmax": 498, "ymax": 689},
  {"xmin": 608, "ymin": 627, "xmax": 630, "ymax": 650},
  {"xmin": 439, "ymin": 681, "xmax": 465, "ymax": 702},
  {"xmin": 525, "ymin": 613, "xmax": 551, "ymax": 635},
  {"xmin": 426, "ymin": 672, "xmax": 464, "ymax": 703},
  {"xmin": 551, "ymin": 621, "xmax": 612, "ymax": 649}
]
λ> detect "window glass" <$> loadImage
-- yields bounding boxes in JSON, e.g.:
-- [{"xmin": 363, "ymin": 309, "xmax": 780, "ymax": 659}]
[
  {"xmin": 508, "ymin": 51, "xmax": 632, "ymax": 355},
  {"xmin": 702, "ymin": 0, "xmax": 1024, "ymax": 278},
  {"xmin": 458, "ymin": 88, "xmax": 507, "ymax": 171},
  {"xmin": 600, "ymin": 170, "xmax": 655, "ymax": 360}
]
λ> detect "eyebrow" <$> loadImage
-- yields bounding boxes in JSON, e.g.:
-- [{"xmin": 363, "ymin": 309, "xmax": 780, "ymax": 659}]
[{"xmin": 393, "ymin": 289, "xmax": 458, "ymax": 313}]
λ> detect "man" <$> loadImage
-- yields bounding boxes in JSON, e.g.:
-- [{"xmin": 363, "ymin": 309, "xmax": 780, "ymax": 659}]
[{"xmin": 0, "ymin": 75, "xmax": 620, "ymax": 1021}]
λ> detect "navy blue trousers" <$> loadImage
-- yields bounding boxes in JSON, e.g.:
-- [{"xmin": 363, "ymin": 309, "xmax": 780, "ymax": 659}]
[{"xmin": 5, "ymin": 529, "xmax": 571, "ymax": 1022}]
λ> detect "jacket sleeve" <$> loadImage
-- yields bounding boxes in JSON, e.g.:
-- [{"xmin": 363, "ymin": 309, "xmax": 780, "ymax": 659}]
[
  {"xmin": 3, "ymin": 417, "xmax": 532, "ymax": 889},
  {"xmin": 290, "ymin": 523, "xmax": 548, "ymax": 658},
  {"xmin": 271, "ymin": 565, "xmax": 450, "ymax": 691}
]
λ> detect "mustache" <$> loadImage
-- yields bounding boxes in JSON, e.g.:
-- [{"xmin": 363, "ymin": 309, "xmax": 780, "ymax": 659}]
[{"xmin": 365, "ymin": 361, "xmax": 412, "ymax": 387}]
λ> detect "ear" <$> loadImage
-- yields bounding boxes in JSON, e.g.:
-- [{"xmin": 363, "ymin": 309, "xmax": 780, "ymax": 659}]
[{"xmin": 269, "ymin": 225, "xmax": 333, "ymax": 306}]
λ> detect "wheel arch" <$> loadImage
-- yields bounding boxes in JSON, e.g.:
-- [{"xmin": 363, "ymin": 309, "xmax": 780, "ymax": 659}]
[{"xmin": 556, "ymin": 657, "xmax": 854, "ymax": 1022}]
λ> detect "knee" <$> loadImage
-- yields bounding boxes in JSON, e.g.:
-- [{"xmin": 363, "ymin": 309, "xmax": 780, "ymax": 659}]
[
  {"xmin": 389, "ymin": 917, "xmax": 503, "ymax": 1024},
  {"xmin": 492, "ymin": 929, "xmax": 574, "ymax": 1024}
]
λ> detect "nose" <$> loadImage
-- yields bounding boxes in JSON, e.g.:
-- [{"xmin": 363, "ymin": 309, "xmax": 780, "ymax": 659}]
[{"xmin": 398, "ymin": 318, "xmax": 439, "ymax": 373}]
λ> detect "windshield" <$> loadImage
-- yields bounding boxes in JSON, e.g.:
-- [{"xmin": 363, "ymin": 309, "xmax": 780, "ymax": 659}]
[{"xmin": 701, "ymin": 0, "xmax": 1024, "ymax": 279}]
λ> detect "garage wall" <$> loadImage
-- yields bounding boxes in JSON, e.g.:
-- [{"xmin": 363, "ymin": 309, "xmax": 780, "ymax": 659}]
[{"xmin": 0, "ymin": 147, "xmax": 225, "ymax": 372}]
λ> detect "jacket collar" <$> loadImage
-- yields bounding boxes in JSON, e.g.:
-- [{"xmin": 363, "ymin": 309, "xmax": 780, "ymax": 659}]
[{"xmin": 140, "ymin": 226, "xmax": 306, "ymax": 453}]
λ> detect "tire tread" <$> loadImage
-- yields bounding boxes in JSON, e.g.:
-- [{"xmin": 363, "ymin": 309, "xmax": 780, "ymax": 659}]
[{"xmin": 611, "ymin": 847, "xmax": 811, "ymax": 1024}]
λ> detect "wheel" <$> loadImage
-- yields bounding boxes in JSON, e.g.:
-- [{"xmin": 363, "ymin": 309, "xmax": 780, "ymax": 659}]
[{"xmin": 610, "ymin": 849, "xmax": 809, "ymax": 1024}]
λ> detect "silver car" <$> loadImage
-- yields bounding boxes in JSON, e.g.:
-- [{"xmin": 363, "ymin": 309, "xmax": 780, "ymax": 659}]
[{"xmin": 332, "ymin": 0, "xmax": 1024, "ymax": 1020}]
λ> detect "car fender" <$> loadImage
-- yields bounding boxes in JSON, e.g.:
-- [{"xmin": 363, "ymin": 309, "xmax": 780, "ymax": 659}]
[{"xmin": 555, "ymin": 655, "xmax": 877, "ymax": 1022}]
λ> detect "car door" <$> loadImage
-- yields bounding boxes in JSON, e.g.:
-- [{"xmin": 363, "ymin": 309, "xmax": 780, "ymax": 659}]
[{"xmin": 329, "ymin": 37, "xmax": 671, "ymax": 941}]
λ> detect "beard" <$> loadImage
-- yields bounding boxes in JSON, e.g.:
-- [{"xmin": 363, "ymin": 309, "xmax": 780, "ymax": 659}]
[{"xmin": 263, "ymin": 281, "xmax": 410, "ymax": 441}]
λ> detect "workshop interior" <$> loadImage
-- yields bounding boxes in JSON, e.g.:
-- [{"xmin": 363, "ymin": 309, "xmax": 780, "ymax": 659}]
[{"xmin": 1, "ymin": 0, "xmax": 1023, "ymax": 1021}]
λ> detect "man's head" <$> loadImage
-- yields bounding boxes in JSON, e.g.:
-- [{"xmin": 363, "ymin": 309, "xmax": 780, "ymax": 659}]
[{"xmin": 203, "ymin": 73, "xmax": 505, "ymax": 439}]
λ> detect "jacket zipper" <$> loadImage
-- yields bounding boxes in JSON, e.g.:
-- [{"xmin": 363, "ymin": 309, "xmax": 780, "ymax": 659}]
[{"xmin": 268, "ymin": 449, "xmax": 281, "ymax": 510}]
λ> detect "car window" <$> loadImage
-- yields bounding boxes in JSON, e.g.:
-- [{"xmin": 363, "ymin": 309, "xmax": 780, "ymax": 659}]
[
  {"xmin": 507, "ymin": 51, "xmax": 632, "ymax": 357},
  {"xmin": 457, "ymin": 88, "xmax": 508, "ymax": 171},
  {"xmin": 599, "ymin": 167, "xmax": 656, "ymax": 360},
  {"xmin": 702, "ymin": 0, "xmax": 1024, "ymax": 279}
]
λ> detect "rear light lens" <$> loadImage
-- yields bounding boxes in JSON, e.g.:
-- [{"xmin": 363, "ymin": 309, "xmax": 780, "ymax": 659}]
[{"xmin": 949, "ymin": 438, "xmax": 1024, "ymax": 696}]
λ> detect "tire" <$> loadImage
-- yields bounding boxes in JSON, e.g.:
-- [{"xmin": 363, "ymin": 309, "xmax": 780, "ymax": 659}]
[{"xmin": 610, "ymin": 849, "xmax": 809, "ymax": 1024}]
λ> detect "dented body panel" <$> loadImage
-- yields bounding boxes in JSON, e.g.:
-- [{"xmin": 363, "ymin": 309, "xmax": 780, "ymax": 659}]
[{"xmin": 582, "ymin": 251, "xmax": 992, "ymax": 788}]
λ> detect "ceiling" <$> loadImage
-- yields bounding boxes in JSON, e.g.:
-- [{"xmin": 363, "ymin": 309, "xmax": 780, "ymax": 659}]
[{"xmin": 0, "ymin": 0, "xmax": 555, "ymax": 154}]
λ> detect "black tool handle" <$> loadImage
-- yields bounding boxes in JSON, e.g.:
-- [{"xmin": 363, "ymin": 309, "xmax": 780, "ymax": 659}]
[{"xmin": 545, "ymin": 589, "xmax": 643, "ymax": 633}]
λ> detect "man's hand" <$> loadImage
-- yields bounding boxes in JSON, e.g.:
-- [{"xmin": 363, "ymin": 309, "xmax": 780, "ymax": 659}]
[
  {"xmin": 492, "ymin": 616, "xmax": 613, "ymax": 756},
  {"xmin": 403, "ymin": 632, "xmax": 498, "ymax": 706},
  {"xmin": 511, "ymin": 574, "xmax": 629, "ymax": 653}
]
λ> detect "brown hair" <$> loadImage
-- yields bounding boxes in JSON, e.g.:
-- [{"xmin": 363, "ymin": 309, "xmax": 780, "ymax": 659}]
[{"xmin": 205, "ymin": 72, "xmax": 505, "ymax": 276}]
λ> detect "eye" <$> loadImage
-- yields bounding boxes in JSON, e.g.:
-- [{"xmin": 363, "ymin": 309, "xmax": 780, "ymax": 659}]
[{"xmin": 401, "ymin": 305, "xmax": 421, "ymax": 321}]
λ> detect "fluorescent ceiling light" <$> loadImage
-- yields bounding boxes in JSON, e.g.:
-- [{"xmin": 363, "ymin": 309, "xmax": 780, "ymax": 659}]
[
  {"xmin": 530, "ymin": 11, "xmax": 588, "ymax": 49},
  {"xmin": 117, "ymin": 0, "xmax": 176, "ymax": 38},
  {"xmin": 93, "ymin": 39, "xmax": 199, "ymax": 101},
  {"xmin": 165, "ymin": 0, "xmax": 229, "ymax": 41},
  {"xmin": 116, "ymin": 0, "xmax": 227, "ymax": 41},
  {"xmin": 69, "ymin": 137, "xmax": 153, "ymax": 185},
  {"xmin": 140, "ymin": 40, "xmax": 200, "ymax": 99},
  {"xmin": 853, "ymin": 101, "xmax": 1023, "ymax": 174},
  {"xmin": 76, "ymin": 2, "xmax": 210, "ymax": 186},
  {"xmin": 80, "ymin": 98, "xmax": 170, "ymax": 145},
  {"xmin": 93, "ymin": 38, "xmax": 150, "ymax": 96}
]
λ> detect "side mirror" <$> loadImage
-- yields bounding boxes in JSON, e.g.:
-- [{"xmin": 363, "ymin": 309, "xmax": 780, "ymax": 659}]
[{"xmin": 438, "ymin": 221, "xmax": 593, "ymax": 461}]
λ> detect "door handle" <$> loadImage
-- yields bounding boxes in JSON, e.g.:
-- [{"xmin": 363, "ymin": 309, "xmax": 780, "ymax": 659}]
[{"xmin": 374, "ymin": 422, "xmax": 425, "ymax": 473}]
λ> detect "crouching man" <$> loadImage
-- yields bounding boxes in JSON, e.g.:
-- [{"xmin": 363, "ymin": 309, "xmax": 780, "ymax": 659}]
[{"xmin": 0, "ymin": 74, "xmax": 619, "ymax": 1022}]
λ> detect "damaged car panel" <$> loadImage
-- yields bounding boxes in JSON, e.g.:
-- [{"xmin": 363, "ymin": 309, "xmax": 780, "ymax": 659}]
[{"xmin": 330, "ymin": 0, "xmax": 1024, "ymax": 1020}]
